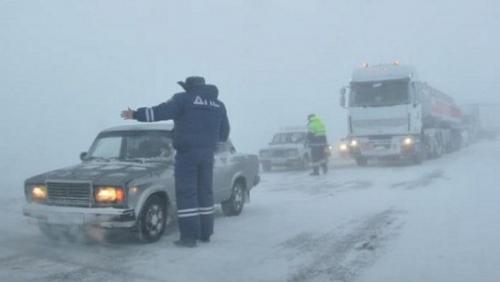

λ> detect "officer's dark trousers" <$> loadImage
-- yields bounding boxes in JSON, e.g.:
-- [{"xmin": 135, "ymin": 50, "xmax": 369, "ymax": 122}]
[{"xmin": 175, "ymin": 149, "xmax": 215, "ymax": 240}]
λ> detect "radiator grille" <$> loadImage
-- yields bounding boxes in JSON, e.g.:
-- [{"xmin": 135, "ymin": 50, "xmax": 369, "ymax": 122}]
[{"xmin": 46, "ymin": 182, "xmax": 92, "ymax": 207}]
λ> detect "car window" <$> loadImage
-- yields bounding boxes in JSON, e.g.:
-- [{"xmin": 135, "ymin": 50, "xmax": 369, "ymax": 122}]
[{"xmin": 90, "ymin": 136, "xmax": 122, "ymax": 159}]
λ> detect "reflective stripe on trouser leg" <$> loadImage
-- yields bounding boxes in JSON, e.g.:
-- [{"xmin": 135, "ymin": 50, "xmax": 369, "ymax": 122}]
[
  {"xmin": 175, "ymin": 151, "xmax": 200, "ymax": 240},
  {"xmin": 197, "ymin": 150, "xmax": 215, "ymax": 238}
]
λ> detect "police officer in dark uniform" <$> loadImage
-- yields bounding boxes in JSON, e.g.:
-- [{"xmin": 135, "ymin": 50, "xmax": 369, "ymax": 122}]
[{"xmin": 121, "ymin": 76, "xmax": 230, "ymax": 247}]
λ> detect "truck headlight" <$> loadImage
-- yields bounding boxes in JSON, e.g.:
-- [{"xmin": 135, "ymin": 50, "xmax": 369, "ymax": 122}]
[
  {"xmin": 95, "ymin": 186, "xmax": 125, "ymax": 203},
  {"xmin": 403, "ymin": 137, "xmax": 413, "ymax": 146},
  {"xmin": 350, "ymin": 139, "xmax": 359, "ymax": 147},
  {"xmin": 29, "ymin": 184, "xmax": 47, "ymax": 201}
]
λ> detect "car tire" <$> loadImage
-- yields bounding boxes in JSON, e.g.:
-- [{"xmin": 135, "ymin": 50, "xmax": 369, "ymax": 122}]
[
  {"xmin": 221, "ymin": 181, "xmax": 246, "ymax": 216},
  {"xmin": 137, "ymin": 195, "xmax": 167, "ymax": 243}
]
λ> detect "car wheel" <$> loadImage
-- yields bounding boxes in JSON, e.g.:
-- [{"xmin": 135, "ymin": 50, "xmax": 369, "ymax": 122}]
[
  {"xmin": 221, "ymin": 181, "xmax": 246, "ymax": 216},
  {"xmin": 137, "ymin": 195, "xmax": 167, "ymax": 243}
]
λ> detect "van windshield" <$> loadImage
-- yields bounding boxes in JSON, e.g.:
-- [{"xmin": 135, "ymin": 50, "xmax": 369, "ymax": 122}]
[{"xmin": 350, "ymin": 79, "xmax": 409, "ymax": 107}]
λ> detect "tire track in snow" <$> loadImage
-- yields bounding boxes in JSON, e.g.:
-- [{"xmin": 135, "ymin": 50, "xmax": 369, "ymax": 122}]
[
  {"xmin": 282, "ymin": 209, "xmax": 403, "ymax": 282},
  {"xmin": 391, "ymin": 169, "xmax": 447, "ymax": 190},
  {"xmin": 0, "ymin": 234, "xmax": 165, "ymax": 282}
]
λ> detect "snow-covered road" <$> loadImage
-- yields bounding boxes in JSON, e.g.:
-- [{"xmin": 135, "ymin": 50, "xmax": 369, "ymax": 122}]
[{"xmin": 1, "ymin": 141, "xmax": 499, "ymax": 282}]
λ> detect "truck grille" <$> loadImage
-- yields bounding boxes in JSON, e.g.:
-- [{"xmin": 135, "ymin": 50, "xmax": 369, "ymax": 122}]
[{"xmin": 46, "ymin": 181, "xmax": 92, "ymax": 207}]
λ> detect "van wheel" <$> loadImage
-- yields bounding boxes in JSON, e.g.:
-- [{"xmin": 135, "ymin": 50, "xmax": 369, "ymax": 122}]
[
  {"xmin": 137, "ymin": 195, "xmax": 167, "ymax": 243},
  {"xmin": 222, "ymin": 181, "xmax": 246, "ymax": 216}
]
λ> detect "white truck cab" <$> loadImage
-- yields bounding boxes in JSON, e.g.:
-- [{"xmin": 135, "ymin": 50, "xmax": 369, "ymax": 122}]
[{"xmin": 340, "ymin": 63, "xmax": 463, "ymax": 165}]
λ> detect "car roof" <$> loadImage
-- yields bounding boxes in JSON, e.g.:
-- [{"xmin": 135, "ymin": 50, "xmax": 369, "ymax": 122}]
[{"xmin": 101, "ymin": 123, "xmax": 174, "ymax": 133}]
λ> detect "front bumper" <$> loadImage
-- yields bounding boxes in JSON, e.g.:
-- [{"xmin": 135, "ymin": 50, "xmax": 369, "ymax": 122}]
[
  {"xmin": 260, "ymin": 157, "xmax": 302, "ymax": 166},
  {"xmin": 349, "ymin": 136, "xmax": 420, "ymax": 159},
  {"xmin": 23, "ymin": 203, "xmax": 136, "ymax": 228}
]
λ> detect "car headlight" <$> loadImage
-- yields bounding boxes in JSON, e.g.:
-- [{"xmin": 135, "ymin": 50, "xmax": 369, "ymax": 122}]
[
  {"xmin": 403, "ymin": 137, "xmax": 413, "ymax": 146},
  {"xmin": 350, "ymin": 139, "xmax": 359, "ymax": 147},
  {"xmin": 339, "ymin": 143, "xmax": 348, "ymax": 151},
  {"xmin": 28, "ymin": 184, "xmax": 47, "ymax": 201},
  {"xmin": 95, "ymin": 186, "xmax": 125, "ymax": 203}
]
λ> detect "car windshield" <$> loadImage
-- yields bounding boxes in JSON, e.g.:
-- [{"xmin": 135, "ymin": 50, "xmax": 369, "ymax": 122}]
[
  {"xmin": 350, "ymin": 79, "xmax": 409, "ymax": 107},
  {"xmin": 272, "ymin": 132, "xmax": 306, "ymax": 144},
  {"xmin": 87, "ymin": 130, "xmax": 173, "ymax": 161}
]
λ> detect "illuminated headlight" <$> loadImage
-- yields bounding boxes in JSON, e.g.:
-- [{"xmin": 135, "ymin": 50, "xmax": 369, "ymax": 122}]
[
  {"xmin": 95, "ymin": 186, "xmax": 125, "ymax": 203},
  {"xmin": 350, "ymin": 139, "xmax": 359, "ymax": 147},
  {"xmin": 339, "ymin": 143, "xmax": 349, "ymax": 152},
  {"xmin": 28, "ymin": 184, "xmax": 47, "ymax": 201},
  {"xmin": 403, "ymin": 137, "xmax": 413, "ymax": 146}
]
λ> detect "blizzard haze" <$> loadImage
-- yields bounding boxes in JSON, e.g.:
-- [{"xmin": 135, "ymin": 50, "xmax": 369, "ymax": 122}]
[
  {"xmin": 1, "ymin": 1, "xmax": 500, "ymax": 281},
  {"xmin": 1, "ymin": 0, "xmax": 500, "ymax": 188}
]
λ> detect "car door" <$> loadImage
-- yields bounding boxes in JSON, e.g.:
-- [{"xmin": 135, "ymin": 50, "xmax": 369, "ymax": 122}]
[{"xmin": 213, "ymin": 142, "xmax": 234, "ymax": 202}]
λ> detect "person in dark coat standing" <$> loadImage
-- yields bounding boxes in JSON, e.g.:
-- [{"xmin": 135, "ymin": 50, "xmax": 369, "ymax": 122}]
[
  {"xmin": 121, "ymin": 76, "xmax": 230, "ymax": 247},
  {"xmin": 307, "ymin": 114, "xmax": 328, "ymax": 176}
]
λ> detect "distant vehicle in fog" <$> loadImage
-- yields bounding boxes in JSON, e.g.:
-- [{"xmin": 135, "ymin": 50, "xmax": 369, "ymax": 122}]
[
  {"xmin": 259, "ymin": 127, "xmax": 312, "ymax": 171},
  {"xmin": 23, "ymin": 124, "xmax": 260, "ymax": 243},
  {"xmin": 339, "ymin": 62, "xmax": 463, "ymax": 166},
  {"xmin": 461, "ymin": 103, "xmax": 500, "ymax": 141}
]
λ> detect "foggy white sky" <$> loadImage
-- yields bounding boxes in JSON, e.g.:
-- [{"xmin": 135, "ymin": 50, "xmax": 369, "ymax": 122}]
[{"xmin": 1, "ymin": 0, "xmax": 499, "ymax": 189}]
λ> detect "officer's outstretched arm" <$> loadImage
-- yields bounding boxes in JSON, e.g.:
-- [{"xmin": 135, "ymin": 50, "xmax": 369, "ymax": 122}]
[{"xmin": 133, "ymin": 96, "xmax": 182, "ymax": 122}]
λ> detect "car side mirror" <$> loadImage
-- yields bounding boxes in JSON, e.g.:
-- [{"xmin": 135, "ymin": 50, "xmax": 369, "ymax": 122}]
[{"xmin": 80, "ymin": 152, "xmax": 88, "ymax": 161}]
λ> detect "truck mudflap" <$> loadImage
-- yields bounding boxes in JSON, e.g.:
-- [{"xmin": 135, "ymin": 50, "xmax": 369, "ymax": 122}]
[{"xmin": 23, "ymin": 203, "xmax": 136, "ymax": 228}]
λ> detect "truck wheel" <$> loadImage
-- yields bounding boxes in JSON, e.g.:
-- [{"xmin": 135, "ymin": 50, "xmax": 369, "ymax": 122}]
[
  {"xmin": 262, "ymin": 162, "xmax": 272, "ymax": 172},
  {"xmin": 355, "ymin": 157, "xmax": 368, "ymax": 166},
  {"xmin": 222, "ymin": 181, "xmax": 246, "ymax": 216},
  {"xmin": 137, "ymin": 195, "xmax": 167, "ymax": 243}
]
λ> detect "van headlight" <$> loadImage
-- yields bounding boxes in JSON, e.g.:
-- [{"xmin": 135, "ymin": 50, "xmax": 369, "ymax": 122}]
[
  {"xmin": 403, "ymin": 137, "xmax": 413, "ymax": 146},
  {"xmin": 95, "ymin": 186, "xmax": 125, "ymax": 203},
  {"xmin": 27, "ymin": 184, "xmax": 47, "ymax": 201}
]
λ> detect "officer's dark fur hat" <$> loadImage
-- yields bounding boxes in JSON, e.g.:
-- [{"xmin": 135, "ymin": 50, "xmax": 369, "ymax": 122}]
[{"xmin": 178, "ymin": 76, "xmax": 206, "ymax": 91}]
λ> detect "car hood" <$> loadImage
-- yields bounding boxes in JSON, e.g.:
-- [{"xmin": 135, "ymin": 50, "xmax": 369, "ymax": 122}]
[{"xmin": 25, "ymin": 160, "xmax": 171, "ymax": 186}]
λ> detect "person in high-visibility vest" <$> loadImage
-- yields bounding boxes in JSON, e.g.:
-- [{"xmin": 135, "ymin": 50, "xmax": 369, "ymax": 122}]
[{"xmin": 307, "ymin": 114, "xmax": 328, "ymax": 175}]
